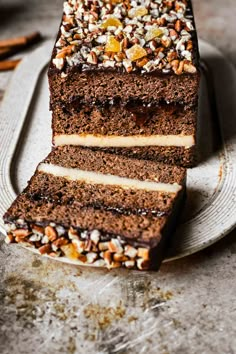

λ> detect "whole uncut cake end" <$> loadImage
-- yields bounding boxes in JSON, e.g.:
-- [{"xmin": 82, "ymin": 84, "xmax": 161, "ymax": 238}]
[{"xmin": 48, "ymin": 0, "xmax": 200, "ymax": 108}]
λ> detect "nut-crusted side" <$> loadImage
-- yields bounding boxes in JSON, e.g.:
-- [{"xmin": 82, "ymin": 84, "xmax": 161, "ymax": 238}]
[
  {"xmin": 5, "ymin": 222, "xmax": 153, "ymax": 270},
  {"xmin": 52, "ymin": 0, "xmax": 198, "ymax": 75}
]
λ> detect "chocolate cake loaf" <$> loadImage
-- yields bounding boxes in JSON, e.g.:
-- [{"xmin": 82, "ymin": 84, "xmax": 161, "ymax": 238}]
[
  {"xmin": 52, "ymin": 103, "xmax": 197, "ymax": 166},
  {"xmin": 4, "ymin": 146, "xmax": 186, "ymax": 270},
  {"xmin": 48, "ymin": 0, "xmax": 200, "ymax": 109},
  {"xmin": 48, "ymin": 0, "xmax": 200, "ymax": 167}
]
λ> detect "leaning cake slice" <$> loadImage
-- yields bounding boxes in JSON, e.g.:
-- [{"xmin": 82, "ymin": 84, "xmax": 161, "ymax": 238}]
[{"xmin": 4, "ymin": 146, "xmax": 186, "ymax": 270}]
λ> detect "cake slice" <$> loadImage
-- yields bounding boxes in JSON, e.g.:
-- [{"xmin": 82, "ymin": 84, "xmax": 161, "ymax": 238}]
[
  {"xmin": 3, "ymin": 146, "xmax": 186, "ymax": 270},
  {"xmin": 48, "ymin": 0, "xmax": 200, "ymax": 110},
  {"xmin": 52, "ymin": 103, "xmax": 197, "ymax": 167}
]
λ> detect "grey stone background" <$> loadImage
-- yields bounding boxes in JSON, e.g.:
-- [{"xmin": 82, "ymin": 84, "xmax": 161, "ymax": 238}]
[{"xmin": 0, "ymin": 1, "xmax": 236, "ymax": 353}]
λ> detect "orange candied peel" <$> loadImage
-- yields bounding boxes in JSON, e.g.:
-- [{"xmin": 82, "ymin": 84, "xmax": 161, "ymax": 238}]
[
  {"xmin": 105, "ymin": 35, "xmax": 121, "ymax": 52},
  {"xmin": 145, "ymin": 27, "xmax": 164, "ymax": 41},
  {"xmin": 126, "ymin": 44, "xmax": 147, "ymax": 61},
  {"xmin": 61, "ymin": 244, "xmax": 80, "ymax": 261},
  {"xmin": 128, "ymin": 6, "xmax": 148, "ymax": 18},
  {"xmin": 100, "ymin": 16, "xmax": 122, "ymax": 29}
]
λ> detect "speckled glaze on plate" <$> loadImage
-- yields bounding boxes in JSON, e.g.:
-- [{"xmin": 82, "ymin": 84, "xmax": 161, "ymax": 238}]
[{"xmin": 0, "ymin": 39, "xmax": 235, "ymax": 263}]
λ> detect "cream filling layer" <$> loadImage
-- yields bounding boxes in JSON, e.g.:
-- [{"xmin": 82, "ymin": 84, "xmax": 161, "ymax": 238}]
[
  {"xmin": 38, "ymin": 163, "xmax": 182, "ymax": 193},
  {"xmin": 54, "ymin": 134, "xmax": 195, "ymax": 148}
]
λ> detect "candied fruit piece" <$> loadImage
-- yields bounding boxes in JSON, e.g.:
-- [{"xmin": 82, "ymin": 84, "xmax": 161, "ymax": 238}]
[
  {"xmin": 61, "ymin": 244, "xmax": 79, "ymax": 260},
  {"xmin": 105, "ymin": 36, "xmax": 121, "ymax": 52},
  {"xmin": 101, "ymin": 16, "xmax": 122, "ymax": 29},
  {"xmin": 145, "ymin": 27, "xmax": 164, "ymax": 42},
  {"xmin": 126, "ymin": 44, "xmax": 147, "ymax": 62},
  {"xmin": 128, "ymin": 6, "xmax": 148, "ymax": 18}
]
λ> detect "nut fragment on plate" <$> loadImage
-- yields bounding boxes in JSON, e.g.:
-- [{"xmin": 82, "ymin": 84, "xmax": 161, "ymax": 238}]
[
  {"xmin": 128, "ymin": 6, "xmax": 148, "ymax": 19},
  {"xmin": 52, "ymin": 0, "xmax": 198, "ymax": 74}
]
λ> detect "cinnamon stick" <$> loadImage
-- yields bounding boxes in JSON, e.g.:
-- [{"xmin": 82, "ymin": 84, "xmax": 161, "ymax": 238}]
[
  {"xmin": 0, "ymin": 47, "xmax": 16, "ymax": 60},
  {"xmin": 0, "ymin": 59, "xmax": 21, "ymax": 71},
  {"xmin": 0, "ymin": 32, "xmax": 42, "ymax": 49}
]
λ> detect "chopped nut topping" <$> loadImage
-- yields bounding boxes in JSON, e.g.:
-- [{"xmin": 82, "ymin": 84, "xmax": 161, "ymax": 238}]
[
  {"xmin": 84, "ymin": 239, "xmax": 92, "ymax": 252},
  {"xmin": 136, "ymin": 57, "xmax": 149, "ymax": 67},
  {"xmin": 110, "ymin": 261, "xmax": 122, "ymax": 269},
  {"xmin": 32, "ymin": 225, "xmax": 44, "ymax": 235},
  {"xmin": 5, "ymin": 223, "xmax": 16, "ymax": 232},
  {"xmin": 137, "ymin": 247, "xmax": 150, "ymax": 260},
  {"xmin": 53, "ymin": 237, "xmax": 69, "ymax": 248},
  {"xmin": 52, "ymin": 58, "xmax": 64, "ymax": 70},
  {"xmin": 39, "ymin": 244, "xmax": 52, "ymax": 255},
  {"xmin": 45, "ymin": 225, "xmax": 58, "ymax": 242},
  {"xmin": 113, "ymin": 253, "xmax": 129, "ymax": 262},
  {"xmin": 183, "ymin": 61, "xmax": 197, "ymax": 73},
  {"xmin": 90, "ymin": 229, "xmax": 100, "ymax": 245},
  {"xmin": 93, "ymin": 259, "xmax": 106, "ymax": 267},
  {"xmin": 128, "ymin": 6, "xmax": 148, "ymax": 19},
  {"xmin": 108, "ymin": 239, "xmax": 123, "ymax": 254},
  {"xmin": 52, "ymin": 0, "xmax": 197, "ymax": 74},
  {"xmin": 86, "ymin": 252, "xmax": 98, "ymax": 264},
  {"xmin": 137, "ymin": 258, "xmax": 150, "ymax": 270},
  {"xmin": 68, "ymin": 227, "xmax": 79, "ymax": 240},
  {"xmin": 87, "ymin": 51, "xmax": 98, "ymax": 64},
  {"xmin": 41, "ymin": 235, "xmax": 50, "ymax": 244},
  {"xmin": 13, "ymin": 229, "xmax": 31, "ymax": 238},
  {"xmin": 5, "ymin": 234, "xmax": 14, "ymax": 244},
  {"xmin": 78, "ymin": 254, "xmax": 87, "ymax": 263},
  {"xmin": 72, "ymin": 239, "xmax": 85, "ymax": 253},
  {"xmin": 6, "ymin": 222, "xmax": 152, "ymax": 270},
  {"xmin": 124, "ymin": 245, "xmax": 138, "ymax": 258},
  {"xmin": 124, "ymin": 260, "xmax": 135, "ymax": 268},
  {"xmin": 29, "ymin": 234, "xmax": 42, "ymax": 242},
  {"xmin": 98, "ymin": 241, "xmax": 109, "ymax": 251},
  {"xmin": 103, "ymin": 250, "xmax": 112, "ymax": 265}
]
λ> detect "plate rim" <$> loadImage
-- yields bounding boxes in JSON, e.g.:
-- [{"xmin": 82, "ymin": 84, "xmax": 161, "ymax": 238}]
[{"xmin": 0, "ymin": 39, "xmax": 235, "ymax": 264}]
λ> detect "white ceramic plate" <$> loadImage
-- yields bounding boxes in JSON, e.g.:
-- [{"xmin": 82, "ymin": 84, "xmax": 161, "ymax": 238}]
[{"xmin": 0, "ymin": 39, "xmax": 236, "ymax": 263}]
